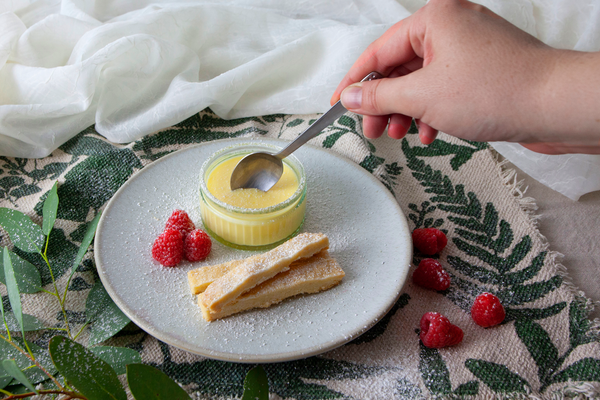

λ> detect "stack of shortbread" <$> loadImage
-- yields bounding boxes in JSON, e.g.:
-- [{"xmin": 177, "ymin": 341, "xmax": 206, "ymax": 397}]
[{"xmin": 187, "ymin": 233, "xmax": 345, "ymax": 321}]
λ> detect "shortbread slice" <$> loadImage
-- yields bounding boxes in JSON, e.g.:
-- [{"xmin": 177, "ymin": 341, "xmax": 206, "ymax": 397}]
[
  {"xmin": 188, "ymin": 259, "xmax": 243, "ymax": 295},
  {"xmin": 199, "ymin": 250, "xmax": 344, "ymax": 321},
  {"xmin": 199, "ymin": 233, "xmax": 329, "ymax": 313}
]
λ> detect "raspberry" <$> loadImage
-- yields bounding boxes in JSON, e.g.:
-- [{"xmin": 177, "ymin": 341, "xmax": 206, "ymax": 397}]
[
  {"xmin": 165, "ymin": 209, "xmax": 195, "ymax": 237},
  {"xmin": 184, "ymin": 229, "xmax": 212, "ymax": 262},
  {"xmin": 471, "ymin": 292, "xmax": 505, "ymax": 327},
  {"xmin": 152, "ymin": 228, "xmax": 184, "ymax": 267},
  {"xmin": 420, "ymin": 312, "xmax": 464, "ymax": 348},
  {"xmin": 412, "ymin": 228, "xmax": 447, "ymax": 255},
  {"xmin": 412, "ymin": 258, "xmax": 451, "ymax": 291}
]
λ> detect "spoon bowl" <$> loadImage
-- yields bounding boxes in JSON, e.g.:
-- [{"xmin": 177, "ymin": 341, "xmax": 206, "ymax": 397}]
[
  {"xmin": 230, "ymin": 152, "xmax": 284, "ymax": 191},
  {"xmin": 230, "ymin": 71, "xmax": 383, "ymax": 192}
]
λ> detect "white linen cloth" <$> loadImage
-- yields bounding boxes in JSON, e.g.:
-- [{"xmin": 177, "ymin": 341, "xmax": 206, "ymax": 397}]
[{"xmin": 1, "ymin": 0, "xmax": 599, "ymax": 199}]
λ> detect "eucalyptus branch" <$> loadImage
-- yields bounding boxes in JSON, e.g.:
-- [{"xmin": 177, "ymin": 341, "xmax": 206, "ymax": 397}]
[
  {"xmin": 2, "ymin": 389, "xmax": 86, "ymax": 400},
  {"xmin": 0, "ymin": 332, "xmax": 64, "ymax": 391},
  {"xmin": 72, "ymin": 322, "xmax": 89, "ymax": 341},
  {"xmin": 40, "ymin": 251, "xmax": 72, "ymax": 339}
]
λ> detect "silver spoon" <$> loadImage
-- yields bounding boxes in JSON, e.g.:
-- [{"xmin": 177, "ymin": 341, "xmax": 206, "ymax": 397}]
[{"xmin": 230, "ymin": 71, "xmax": 383, "ymax": 191}]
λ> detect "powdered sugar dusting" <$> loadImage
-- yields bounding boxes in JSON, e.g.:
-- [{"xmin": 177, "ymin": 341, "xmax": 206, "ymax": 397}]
[{"xmin": 95, "ymin": 138, "xmax": 411, "ymax": 361}]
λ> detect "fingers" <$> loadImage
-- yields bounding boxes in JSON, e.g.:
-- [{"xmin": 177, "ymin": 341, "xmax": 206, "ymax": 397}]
[
  {"xmin": 417, "ymin": 121, "xmax": 439, "ymax": 145},
  {"xmin": 340, "ymin": 69, "xmax": 428, "ymax": 118},
  {"xmin": 388, "ymin": 114, "xmax": 412, "ymax": 139},
  {"xmin": 363, "ymin": 115, "xmax": 389, "ymax": 139}
]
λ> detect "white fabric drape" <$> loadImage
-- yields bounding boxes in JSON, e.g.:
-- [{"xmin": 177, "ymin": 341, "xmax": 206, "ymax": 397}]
[{"xmin": 1, "ymin": 0, "xmax": 599, "ymax": 199}]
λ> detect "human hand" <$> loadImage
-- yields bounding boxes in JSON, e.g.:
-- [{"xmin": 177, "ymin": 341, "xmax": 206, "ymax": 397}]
[{"xmin": 331, "ymin": 0, "xmax": 600, "ymax": 154}]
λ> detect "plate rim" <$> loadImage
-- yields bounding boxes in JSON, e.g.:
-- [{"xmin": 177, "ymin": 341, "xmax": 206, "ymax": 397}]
[{"xmin": 94, "ymin": 137, "xmax": 412, "ymax": 363}]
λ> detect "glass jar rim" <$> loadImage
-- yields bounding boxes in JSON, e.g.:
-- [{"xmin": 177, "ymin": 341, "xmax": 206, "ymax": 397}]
[{"xmin": 198, "ymin": 142, "xmax": 306, "ymax": 215}]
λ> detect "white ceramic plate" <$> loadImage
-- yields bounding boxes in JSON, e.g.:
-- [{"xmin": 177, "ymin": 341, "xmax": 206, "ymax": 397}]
[{"xmin": 95, "ymin": 138, "xmax": 412, "ymax": 363}]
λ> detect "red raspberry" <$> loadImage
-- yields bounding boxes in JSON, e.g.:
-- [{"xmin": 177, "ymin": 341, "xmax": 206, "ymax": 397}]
[
  {"xmin": 412, "ymin": 258, "xmax": 451, "ymax": 291},
  {"xmin": 471, "ymin": 292, "xmax": 505, "ymax": 327},
  {"xmin": 165, "ymin": 209, "xmax": 195, "ymax": 237},
  {"xmin": 152, "ymin": 228, "xmax": 184, "ymax": 267},
  {"xmin": 420, "ymin": 312, "xmax": 464, "ymax": 348},
  {"xmin": 184, "ymin": 229, "xmax": 212, "ymax": 262},
  {"xmin": 412, "ymin": 228, "xmax": 447, "ymax": 255}
]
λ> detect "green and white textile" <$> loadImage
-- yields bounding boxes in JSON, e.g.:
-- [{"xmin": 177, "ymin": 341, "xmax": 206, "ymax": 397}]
[{"xmin": 1, "ymin": 110, "xmax": 599, "ymax": 399}]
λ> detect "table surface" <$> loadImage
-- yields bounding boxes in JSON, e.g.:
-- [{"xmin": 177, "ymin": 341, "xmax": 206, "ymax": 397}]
[{"xmin": 511, "ymin": 163, "xmax": 600, "ymax": 320}]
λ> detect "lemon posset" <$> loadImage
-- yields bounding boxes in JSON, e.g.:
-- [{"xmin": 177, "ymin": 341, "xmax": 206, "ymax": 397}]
[{"xmin": 199, "ymin": 144, "xmax": 306, "ymax": 250}]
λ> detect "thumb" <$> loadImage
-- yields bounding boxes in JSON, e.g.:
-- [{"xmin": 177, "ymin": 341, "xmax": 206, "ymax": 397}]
[{"xmin": 340, "ymin": 74, "xmax": 426, "ymax": 119}]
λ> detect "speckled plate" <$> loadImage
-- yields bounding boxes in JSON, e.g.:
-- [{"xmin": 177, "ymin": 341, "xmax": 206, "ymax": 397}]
[{"xmin": 94, "ymin": 138, "xmax": 412, "ymax": 363}]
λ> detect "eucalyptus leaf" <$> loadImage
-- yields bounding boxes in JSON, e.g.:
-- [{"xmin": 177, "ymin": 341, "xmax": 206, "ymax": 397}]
[
  {"xmin": 0, "ymin": 363, "xmax": 11, "ymax": 390},
  {"xmin": 0, "ymin": 250, "xmax": 42, "ymax": 293},
  {"xmin": 3, "ymin": 247, "xmax": 24, "ymax": 335},
  {"xmin": 49, "ymin": 336, "xmax": 127, "ymax": 400},
  {"xmin": 42, "ymin": 182, "xmax": 59, "ymax": 236},
  {"xmin": 1, "ymin": 359, "xmax": 37, "ymax": 394},
  {"xmin": 2, "ymin": 312, "xmax": 45, "ymax": 332},
  {"xmin": 86, "ymin": 281, "xmax": 130, "ymax": 345},
  {"xmin": 126, "ymin": 363, "xmax": 192, "ymax": 400},
  {"xmin": 242, "ymin": 365, "xmax": 269, "ymax": 400},
  {"xmin": 69, "ymin": 212, "xmax": 101, "ymax": 282},
  {"xmin": 90, "ymin": 347, "xmax": 141, "ymax": 375},
  {"xmin": 0, "ymin": 208, "xmax": 45, "ymax": 253},
  {"xmin": 465, "ymin": 359, "xmax": 529, "ymax": 393},
  {"xmin": 0, "ymin": 338, "xmax": 55, "ymax": 384},
  {"xmin": 0, "ymin": 375, "xmax": 11, "ymax": 390}
]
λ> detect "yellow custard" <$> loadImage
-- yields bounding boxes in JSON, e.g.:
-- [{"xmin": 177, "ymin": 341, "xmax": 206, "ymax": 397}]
[
  {"xmin": 199, "ymin": 144, "xmax": 306, "ymax": 250},
  {"xmin": 206, "ymin": 156, "xmax": 299, "ymax": 209}
]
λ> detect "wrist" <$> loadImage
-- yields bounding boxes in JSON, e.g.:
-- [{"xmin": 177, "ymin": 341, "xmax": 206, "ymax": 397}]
[{"xmin": 536, "ymin": 49, "xmax": 600, "ymax": 145}]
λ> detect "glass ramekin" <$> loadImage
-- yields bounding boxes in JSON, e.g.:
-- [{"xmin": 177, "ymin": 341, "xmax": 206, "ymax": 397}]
[{"xmin": 198, "ymin": 143, "xmax": 307, "ymax": 250}]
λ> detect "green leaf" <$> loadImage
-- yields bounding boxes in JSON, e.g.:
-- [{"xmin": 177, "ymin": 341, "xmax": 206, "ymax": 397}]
[
  {"xmin": 2, "ymin": 312, "xmax": 45, "ymax": 332},
  {"xmin": 0, "ymin": 208, "xmax": 45, "ymax": 253},
  {"xmin": 1, "ymin": 359, "xmax": 37, "ymax": 394},
  {"xmin": 465, "ymin": 359, "xmax": 529, "ymax": 393},
  {"xmin": 127, "ymin": 364, "xmax": 192, "ymax": 400},
  {"xmin": 454, "ymin": 381, "xmax": 479, "ymax": 396},
  {"xmin": 286, "ymin": 118, "xmax": 303, "ymax": 128},
  {"xmin": 504, "ymin": 302, "xmax": 567, "ymax": 322},
  {"xmin": 514, "ymin": 319, "xmax": 559, "ymax": 385},
  {"xmin": 0, "ymin": 250, "xmax": 41, "ymax": 293},
  {"xmin": 0, "ymin": 337, "xmax": 56, "ymax": 384},
  {"xmin": 322, "ymin": 130, "xmax": 347, "ymax": 149},
  {"xmin": 49, "ymin": 335, "xmax": 127, "ymax": 400},
  {"xmin": 42, "ymin": 182, "xmax": 59, "ymax": 236},
  {"xmin": 447, "ymin": 256, "xmax": 501, "ymax": 285},
  {"xmin": 3, "ymin": 248, "xmax": 24, "ymax": 335},
  {"xmin": 90, "ymin": 347, "xmax": 141, "ymax": 375},
  {"xmin": 551, "ymin": 358, "xmax": 600, "ymax": 384},
  {"xmin": 569, "ymin": 298, "xmax": 596, "ymax": 348},
  {"xmin": 86, "ymin": 281, "xmax": 131, "ymax": 345},
  {"xmin": 0, "ymin": 374, "xmax": 11, "ymax": 390},
  {"xmin": 501, "ymin": 251, "xmax": 546, "ymax": 286},
  {"xmin": 69, "ymin": 212, "xmax": 101, "ymax": 283},
  {"xmin": 418, "ymin": 342, "xmax": 452, "ymax": 394},
  {"xmin": 9, "ymin": 184, "xmax": 41, "ymax": 199},
  {"xmin": 242, "ymin": 365, "xmax": 269, "ymax": 400},
  {"xmin": 496, "ymin": 276, "xmax": 562, "ymax": 306},
  {"xmin": 337, "ymin": 115, "xmax": 356, "ymax": 130}
]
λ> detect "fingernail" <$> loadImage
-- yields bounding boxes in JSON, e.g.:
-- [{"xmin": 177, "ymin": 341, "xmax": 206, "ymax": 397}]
[{"xmin": 340, "ymin": 85, "xmax": 362, "ymax": 109}]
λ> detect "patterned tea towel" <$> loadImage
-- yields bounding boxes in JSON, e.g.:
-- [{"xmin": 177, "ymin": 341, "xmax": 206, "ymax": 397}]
[{"xmin": 1, "ymin": 109, "xmax": 599, "ymax": 399}]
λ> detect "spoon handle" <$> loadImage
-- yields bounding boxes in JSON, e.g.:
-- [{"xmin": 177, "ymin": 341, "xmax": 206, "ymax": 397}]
[{"xmin": 276, "ymin": 71, "xmax": 383, "ymax": 160}]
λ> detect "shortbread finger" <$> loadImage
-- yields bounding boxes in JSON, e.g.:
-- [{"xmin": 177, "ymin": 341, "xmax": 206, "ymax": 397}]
[
  {"xmin": 200, "ymin": 251, "xmax": 344, "ymax": 321},
  {"xmin": 188, "ymin": 259, "xmax": 243, "ymax": 295},
  {"xmin": 199, "ymin": 233, "xmax": 329, "ymax": 313},
  {"xmin": 188, "ymin": 249, "xmax": 329, "ymax": 295}
]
